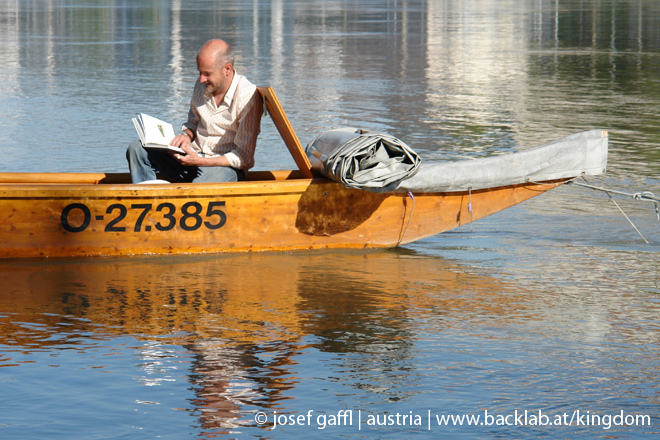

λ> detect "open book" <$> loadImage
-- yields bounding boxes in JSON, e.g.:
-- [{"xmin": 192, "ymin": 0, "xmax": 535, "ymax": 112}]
[{"xmin": 132, "ymin": 113, "xmax": 185, "ymax": 154}]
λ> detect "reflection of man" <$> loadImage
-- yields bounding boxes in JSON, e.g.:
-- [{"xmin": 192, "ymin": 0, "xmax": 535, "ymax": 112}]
[
  {"xmin": 127, "ymin": 39, "xmax": 262, "ymax": 183},
  {"xmin": 187, "ymin": 340, "xmax": 257, "ymax": 434}
]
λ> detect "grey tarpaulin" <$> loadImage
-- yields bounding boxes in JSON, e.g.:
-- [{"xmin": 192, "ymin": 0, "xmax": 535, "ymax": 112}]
[
  {"xmin": 394, "ymin": 129, "xmax": 608, "ymax": 193},
  {"xmin": 307, "ymin": 128, "xmax": 608, "ymax": 193},
  {"xmin": 305, "ymin": 128, "xmax": 422, "ymax": 191}
]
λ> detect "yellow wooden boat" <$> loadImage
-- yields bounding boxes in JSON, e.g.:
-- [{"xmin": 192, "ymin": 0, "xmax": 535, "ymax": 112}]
[{"xmin": 0, "ymin": 88, "xmax": 607, "ymax": 259}]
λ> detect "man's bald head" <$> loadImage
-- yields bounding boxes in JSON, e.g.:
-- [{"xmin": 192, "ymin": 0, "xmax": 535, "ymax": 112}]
[{"xmin": 198, "ymin": 39, "xmax": 235, "ymax": 70}]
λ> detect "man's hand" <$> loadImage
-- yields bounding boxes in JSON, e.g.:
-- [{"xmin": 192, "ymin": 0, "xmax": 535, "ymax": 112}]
[
  {"xmin": 169, "ymin": 134, "xmax": 205, "ymax": 166},
  {"xmin": 173, "ymin": 144, "xmax": 205, "ymax": 166},
  {"xmin": 170, "ymin": 133, "xmax": 192, "ymax": 149},
  {"xmin": 169, "ymin": 142, "xmax": 233, "ymax": 168}
]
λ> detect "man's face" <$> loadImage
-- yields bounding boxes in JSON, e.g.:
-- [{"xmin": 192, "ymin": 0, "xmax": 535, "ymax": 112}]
[{"xmin": 197, "ymin": 55, "xmax": 232, "ymax": 96}]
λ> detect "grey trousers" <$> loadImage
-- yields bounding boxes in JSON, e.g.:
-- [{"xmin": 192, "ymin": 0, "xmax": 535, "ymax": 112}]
[{"xmin": 126, "ymin": 140, "xmax": 245, "ymax": 183}]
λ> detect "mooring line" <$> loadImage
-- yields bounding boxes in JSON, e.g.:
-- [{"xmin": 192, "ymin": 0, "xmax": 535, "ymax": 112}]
[
  {"xmin": 569, "ymin": 177, "xmax": 653, "ymax": 243},
  {"xmin": 396, "ymin": 191, "xmax": 416, "ymax": 246},
  {"xmin": 569, "ymin": 180, "xmax": 660, "ymax": 207},
  {"xmin": 468, "ymin": 187, "xmax": 474, "ymax": 232},
  {"xmin": 607, "ymin": 193, "xmax": 650, "ymax": 244}
]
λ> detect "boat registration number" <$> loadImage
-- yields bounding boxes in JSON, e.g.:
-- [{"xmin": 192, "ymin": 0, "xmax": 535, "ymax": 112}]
[{"xmin": 60, "ymin": 201, "xmax": 227, "ymax": 233}]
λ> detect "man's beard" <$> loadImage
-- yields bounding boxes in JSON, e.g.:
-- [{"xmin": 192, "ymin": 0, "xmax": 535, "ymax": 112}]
[{"xmin": 203, "ymin": 83, "xmax": 214, "ymax": 97}]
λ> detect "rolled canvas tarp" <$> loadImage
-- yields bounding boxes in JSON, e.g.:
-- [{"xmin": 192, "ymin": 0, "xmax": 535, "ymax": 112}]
[
  {"xmin": 395, "ymin": 129, "xmax": 608, "ymax": 193},
  {"xmin": 306, "ymin": 128, "xmax": 422, "ymax": 191},
  {"xmin": 306, "ymin": 128, "xmax": 608, "ymax": 194}
]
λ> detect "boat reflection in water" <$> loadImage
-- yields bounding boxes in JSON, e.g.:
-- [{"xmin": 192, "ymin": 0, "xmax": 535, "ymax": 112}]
[{"xmin": 0, "ymin": 250, "xmax": 527, "ymax": 434}]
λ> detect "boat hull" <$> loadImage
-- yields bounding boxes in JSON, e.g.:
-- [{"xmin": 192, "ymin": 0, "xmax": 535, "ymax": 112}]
[{"xmin": 0, "ymin": 172, "xmax": 565, "ymax": 258}]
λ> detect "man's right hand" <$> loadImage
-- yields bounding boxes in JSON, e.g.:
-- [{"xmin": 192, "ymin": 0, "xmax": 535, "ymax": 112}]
[{"xmin": 170, "ymin": 133, "xmax": 192, "ymax": 149}]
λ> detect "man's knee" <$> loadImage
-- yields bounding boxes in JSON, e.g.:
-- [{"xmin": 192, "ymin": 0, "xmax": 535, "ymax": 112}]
[{"xmin": 126, "ymin": 140, "xmax": 144, "ymax": 160}]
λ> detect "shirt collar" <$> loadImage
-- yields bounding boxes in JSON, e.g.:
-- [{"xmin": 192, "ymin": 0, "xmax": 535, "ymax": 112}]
[{"xmin": 222, "ymin": 70, "xmax": 240, "ymax": 107}]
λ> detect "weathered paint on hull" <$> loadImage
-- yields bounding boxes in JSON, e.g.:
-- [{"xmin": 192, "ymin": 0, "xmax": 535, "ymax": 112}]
[{"xmin": 0, "ymin": 172, "xmax": 565, "ymax": 258}]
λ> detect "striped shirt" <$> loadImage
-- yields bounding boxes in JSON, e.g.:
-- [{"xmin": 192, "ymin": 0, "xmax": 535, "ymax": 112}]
[{"xmin": 182, "ymin": 72, "xmax": 262, "ymax": 171}]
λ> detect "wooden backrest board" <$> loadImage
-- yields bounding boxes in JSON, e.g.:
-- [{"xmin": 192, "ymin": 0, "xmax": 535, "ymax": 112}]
[{"xmin": 257, "ymin": 87, "xmax": 314, "ymax": 178}]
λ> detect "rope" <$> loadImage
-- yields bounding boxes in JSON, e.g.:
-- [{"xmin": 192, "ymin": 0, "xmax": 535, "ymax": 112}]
[
  {"xmin": 525, "ymin": 177, "xmax": 577, "ymax": 186},
  {"xmin": 569, "ymin": 177, "xmax": 660, "ymax": 220},
  {"xmin": 608, "ymin": 194, "xmax": 649, "ymax": 244},
  {"xmin": 570, "ymin": 177, "xmax": 653, "ymax": 243},
  {"xmin": 396, "ymin": 191, "xmax": 415, "ymax": 246},
  {"xmin": 394, "ymin": 178, "xmax": 655, "ymax": 246},
  {"xmin": 569, "ymin": 180, "xmax": 660, "ymax": 204},
  {"xmin": 468, "ymin": 187, "xmax": 473, "ymax": 232}
]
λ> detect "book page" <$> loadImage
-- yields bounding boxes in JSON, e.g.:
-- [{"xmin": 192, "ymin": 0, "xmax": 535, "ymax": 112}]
[{"xmin": 139, "ymin": 113, "xmax": 176, "ymax": 146}]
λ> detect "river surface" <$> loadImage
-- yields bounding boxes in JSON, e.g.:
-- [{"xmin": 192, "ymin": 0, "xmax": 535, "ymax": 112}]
[{"xmin": 1, "ymin": 0, "xmax": 660, "ymax": 438}]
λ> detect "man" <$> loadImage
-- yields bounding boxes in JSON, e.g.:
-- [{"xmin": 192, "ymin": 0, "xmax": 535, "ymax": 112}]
[{"xmin": 127, "ymin": 39, "xmax": 262, "ymax": 183}]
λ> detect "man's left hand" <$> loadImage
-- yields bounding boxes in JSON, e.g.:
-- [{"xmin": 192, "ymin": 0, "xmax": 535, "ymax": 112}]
[{"xmin": 174, "ymin": 145, "xmax": 204, "ymax": 166}]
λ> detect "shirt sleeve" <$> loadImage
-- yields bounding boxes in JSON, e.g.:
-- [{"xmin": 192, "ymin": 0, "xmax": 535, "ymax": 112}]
[
  {"xmin": 223, "ymin": 152, "xmax": 242, "ymax": 169},
  {"xmin": 225, "ymin": 91, "xmax": 263, "ymax": 170}
]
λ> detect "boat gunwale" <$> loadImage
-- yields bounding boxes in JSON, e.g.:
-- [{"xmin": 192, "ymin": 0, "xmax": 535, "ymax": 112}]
[{"xmin": 0, "ymin": 174, "xmax": 572, "ymax": 199}]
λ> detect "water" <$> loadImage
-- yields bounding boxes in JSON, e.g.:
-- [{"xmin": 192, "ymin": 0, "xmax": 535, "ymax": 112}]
[{"xmin": 1, "ymin": 0, "xmax": 660, "ymax": 438}]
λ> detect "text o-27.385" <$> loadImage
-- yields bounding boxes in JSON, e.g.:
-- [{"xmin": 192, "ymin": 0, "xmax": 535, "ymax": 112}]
[{"xmin": 61, "ymin": 201, "xmax": 227, "ymax": 233}]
